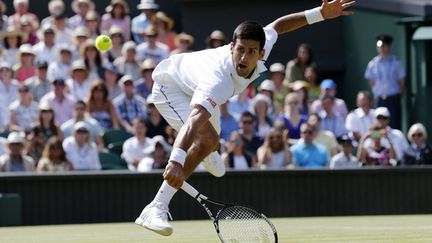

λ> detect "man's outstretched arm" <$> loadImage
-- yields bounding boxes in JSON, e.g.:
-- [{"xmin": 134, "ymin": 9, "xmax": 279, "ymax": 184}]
[{"xmin": 269, "ymin": 0, "xmax": 356, "ymax": 35}]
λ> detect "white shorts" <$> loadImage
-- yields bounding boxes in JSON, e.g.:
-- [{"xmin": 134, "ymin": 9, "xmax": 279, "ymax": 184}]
[{"xmin": 151, "ymin": 80, "xmax": 221, "ymax": 134}]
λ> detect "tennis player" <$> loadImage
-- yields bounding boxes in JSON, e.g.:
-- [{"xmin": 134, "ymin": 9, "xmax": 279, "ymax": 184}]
[{"xmin": 135, "ymin": 0, "xmax": 355, "ymax": 236}]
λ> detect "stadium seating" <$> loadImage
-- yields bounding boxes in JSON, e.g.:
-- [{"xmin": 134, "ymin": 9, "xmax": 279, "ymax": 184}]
[
  {"xmin": 102, "ymin": 129, "xmax": 133, "ymax": 147},
  {"xmin": 98, "ymin": 151, "xmax": 128, "ymax": 170}
]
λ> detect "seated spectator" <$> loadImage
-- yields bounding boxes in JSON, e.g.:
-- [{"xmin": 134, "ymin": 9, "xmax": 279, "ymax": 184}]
[
  {"xmin": 205, "ymin": 30, "xmax": 226, "ymax": 49},
  {"xmin": 308, "ymin": 113, "xmax": 339, "ymax": 157},
  {"xmin": 122, "ymin": 117, "xmax": 153, "ymax": 171},
  {"xmin": 220, "ymin": 100, "xmax": 238, "ymax": 142},
  {"xmin": 136, "ymin": 26, "xmax": 169, "ymax": 64},
  {"xmin": 100, "ymin": 0, "xmax": 131, "ymax": 41},
  {"xmin": 84, "ymin": 10, "xmax": 101, "ymax": 40},
  {"xmin": 257, "ymin": 79, "xmax": 277, "ymax": 117},
  {"xmin": 289, "ymin": 80, "xmax": 310, "ymax": 116},
  {"xmin": 19, "ymin": 15, "xmax": 38, "ymax": 45},
  {"xmin": 136, "ymin": 58, "xmax": 156, "ymax": 99},
  {"xmin": 268, "ymin": 63, "xmax": 288, "ymax": 113},
  {"xmin": 0, "ymin": 131, "xmax": 35, "ymax": 172},
  {"xmin": 249, "ymin": 94, "xmax": 273, "ymax": 138},
  {"xmin": 47, "ymin": 43, "xmax": 73, "ymax": 82},
  {"xmin": 404, "ymin": 123, "xmax": 432, "ymax": 165},
  {"xmin": 62, "ymin": 121, "xmax": 101, "ymax": 170},
  {"xmin": 228, "ymin": 90, "xmax": 251, "ymax": 122},
  {"xmin": 304, "ymin": 65, "xmax": 320, "ymax": 102},
  {"xmin": 33, "ymin": 23, "xmax": 57, "ymax": 65},
  {"xmin": 105, "ymin": 26, "xmax": 125, "ymax": 62},
  {"xmin": 79, "ymin": 39, "xmax": 105, "ymax": 81},
  {"xmin": 284, "ymin": 43, "xmax": 314, "ymax": 83},
  {"xmin": 257, "ymin": 127, "xmax": 291, "ymax": 168},
  {"xmin": 8, "ymin": 0, "xmax": 39, "ymax": 30},
  {"xmin": 238, "ymin": 111, "xmax": 263, "ymax": 157},
  {"xmin": 66, "ymin": 59, "xmax": 92, "ymax": 102},
  {"xmin": 40, "ymin": 77, "xmax": 75, "ymax": 125},
  {"xmin": 330, "ymin": 135, "xmax": 359, "ymax": 169},
  {"xmin": 41, "ymin": 0, "xmax": 65, "ymax": 28},
  {"xmin": 37, "ymin": 136, "xmax": 73, "ymax": 172},
  {"xmin": 52, "ymin": 11, "xmax": 73, "ymax": 46},
  {"xmin": 222, "ymin": 131, "xmax": 256, "ymax": 170},
  {"xmin": 114, "ymin": 41, "xmax": 140, "ymax": 80},
  {"xmin": 357, "ymin": 123, "xmax": 397, "ymax": 166},
  {"xmin": 0, "ymin": 26, "xmax": 27, "ymax": 67},
  {"xmin": 61, "ymin": 100, "xmax": 104, "ymax": 150},
  {"xmin": 103, "ymin": 62, "xmax": 122, "ymax": 100},
  {"xmin": 153, "ymin": 11, "xmax": 176, "ymax": 51},
  {"xmin": 113, "ymin": 75, "xmax": 147, "ymax": 133},
  {"xmin": 69, "ymin": 0, "xmax": 95, "ymax": 30},
  {"xmin": 290, "ymin": 123, "xmax": 329, "ymax": 168},
  {"xmin": 8, "ymin": 84, "xmax": 38, "ymax": 132},
  {"xmin": 170, "ymin": 32, "xmax": 194, "ymax": 56},
  {"xmin": 86, "ymin": 81, "xmax": 121, "ymax": 131},
  {"xmin": 311, "ymin": 79, "xmax": 348, "ymax": 118},
  {"xmin": 0, "ymin": 61, "xmax": 19, "ymax": 107},
  {"xmin": 277, "ymin": 93, "xmax": 308, "ymax": 142},
  {"xmin": 14, "ymin": 43, "xmax": 36, "ymax": 83},
  {"xmin": 318, "ymin": 95, "xmax": 348, "ymax": 139},
  {"xmin": 138, "ymin": 135, "xmax": 171, "ymax": 171},
  {"xmin": 25, "ymin": 60, "xmax": 51, "ymax": 102},
  {"xmin": 345, "ymin": 90, "xmax": 375, "ymax": 142},
  {"xmin": 71, "ymin": 26, "xmax": 90, "ymax": 61},
  {"xmin": 145, "ymin": 96, "xmax": 169, "ymax": 139},
  {"xmin": 374, "ymin": 107, "xmax": 409, "ymax": 162}
]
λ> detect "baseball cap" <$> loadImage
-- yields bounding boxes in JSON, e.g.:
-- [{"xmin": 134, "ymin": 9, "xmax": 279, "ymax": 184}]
[
  {"xmin": 258, "ymin": 79, "xmax": 276, "ymax": 92},
  {"xmin": 74, "ymin": 121, "xmax": 89, "ymax": 132},
  {"xmin": 119, "ymin": 75, "xmax": 134, "ymax": 85},
  {"xmin": 320, "ymin": 79, "xmax": 336, "ymax": 89},
  {"xmin": 269, "ymin": 63, "xmax": 285, "ymax": 73},
  {"xmin": 6, "ymin": 132, "xmax": 25, "ymax": 144},
  {"xmin": 375, "ymin": 107, "xmax": 391, "ymax": 118},
  {"xmin": 36, "ymin": 60, "xmax": 48, "ymax": 69}
]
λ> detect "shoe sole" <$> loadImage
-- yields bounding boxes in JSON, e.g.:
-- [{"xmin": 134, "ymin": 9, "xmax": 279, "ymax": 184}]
[{"xmin": 135, "ymin": 218, "xmax": 173, "ymax": 236}]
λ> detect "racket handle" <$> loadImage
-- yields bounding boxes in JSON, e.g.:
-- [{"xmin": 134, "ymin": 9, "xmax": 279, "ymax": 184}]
[{"xmin": 181, "ymin": 181, "xmax": 200, "ymax": 198}]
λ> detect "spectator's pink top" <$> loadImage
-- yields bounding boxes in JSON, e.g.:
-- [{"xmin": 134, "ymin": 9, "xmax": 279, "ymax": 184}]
[
  {"xmin": 14, "ymin": 66, "xmax": 36, "ymax": 83},
  {"xmin": 100, "ymin": 14, "xmax": 131, "ymax": 40}
]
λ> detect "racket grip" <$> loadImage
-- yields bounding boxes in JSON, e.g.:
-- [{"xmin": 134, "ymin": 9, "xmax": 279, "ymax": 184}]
[{"xmin": 181, "ymin": 181, "xmax": 200, "ymax": 198}]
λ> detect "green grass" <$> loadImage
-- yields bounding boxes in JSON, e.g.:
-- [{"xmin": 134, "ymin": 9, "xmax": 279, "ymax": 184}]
[{"xmin": 1, "ymin": 215, "xmax": 432, "ymax": 242}]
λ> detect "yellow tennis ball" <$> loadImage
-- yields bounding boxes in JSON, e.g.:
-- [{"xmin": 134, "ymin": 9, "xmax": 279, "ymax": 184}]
[{"xmin": 95, "ymin": 35, "xmax": 112, "ymax": 51}]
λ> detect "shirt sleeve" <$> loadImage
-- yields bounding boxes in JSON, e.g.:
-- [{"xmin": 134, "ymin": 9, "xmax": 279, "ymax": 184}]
[
  {"xmin": 191, "ymin": 78, "xmax": 234, "ymax": 117},
  {"xmin": 262, "ymin": 25, "xmax": 278, "ymax": 61}
]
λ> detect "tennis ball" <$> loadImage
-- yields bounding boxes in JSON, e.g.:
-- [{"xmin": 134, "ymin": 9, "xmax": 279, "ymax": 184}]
[{"xmin": 95, "ymin": 35, "xmax": 112, "ymax": 51}]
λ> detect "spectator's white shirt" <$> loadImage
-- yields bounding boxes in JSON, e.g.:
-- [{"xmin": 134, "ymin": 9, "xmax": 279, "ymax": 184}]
[
  {"xmin": 33, "ymin": 42, "xmax": 57, "ymax": 64},
  {"xmin": 362, "ymin": 127, "xmax": 409, "ymax": 161},
  {"xmin": 55, "ymin": 28, "xmax": 74, "ymax": 46},
  {"xmin": 122, "ymin": 136, "xmax": 153, "ymax": 171},
  {"xmin": 345, "ymin": 108, "xmax": 375, "ymax": 137},
  {"xmin": 136, "ymin": 42, "xmax": 170, "ymax": 64},
  {"xmin": 40, "ymin": 91, "xmax": 75, "ymax": 125},
  {"xmin": 311, "ymin": 98, "xmax": 348, "ymax": 118},
  {"xmin": 8, "ymin": 100, "xmax": 39, "ymax": 130},
  {"xmin": 62, "ymin": 136, "xmax": 101, "ymax": 170},
  {"xmin": 47, "ymin": 61, "xmax": 71, "ymax": 81},
  {"xmin": 66, "ymin": 78, "xmax": 92, "ymax": 101},
  {"xmin": 330, "ymin": 152, "xmax": 359, "ymax": 169}
]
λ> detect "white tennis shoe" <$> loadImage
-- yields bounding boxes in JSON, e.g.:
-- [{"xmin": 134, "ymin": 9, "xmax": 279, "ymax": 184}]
[
  {"xmin": 135, "ymin": 202, "xmax": 173, "ymax": 236},
  {"xmin": 201, "ymin": 151, "xmax": 226, "ymax": 177}
]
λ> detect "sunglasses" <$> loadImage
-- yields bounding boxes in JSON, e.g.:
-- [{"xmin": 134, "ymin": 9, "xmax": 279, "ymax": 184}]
[
  {"xmin": 302, "ymin": 130, "xmax": 314, "ymax": 135},
  {"xmin": 241, "ymin": 120, "xmax": 254, "ymax": 125},
  {"xmin": 412, "ymin": 133, "xmax": 423, "ymax": 138},
  {"xmin": 377, "ymin": 116, "xmax": 389, "ymax": 120}
]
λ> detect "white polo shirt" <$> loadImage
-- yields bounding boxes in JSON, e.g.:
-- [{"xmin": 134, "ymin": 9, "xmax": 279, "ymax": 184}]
[{"xmin": 152, "ymin": 25, "xmax": 278, "ymax": 119}]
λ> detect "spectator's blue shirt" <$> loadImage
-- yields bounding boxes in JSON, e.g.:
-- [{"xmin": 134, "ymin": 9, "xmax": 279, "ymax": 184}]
[
  {"xmin": 319, "ymin": 111, "xmax": 348, "ymax": 138},
  {"xmin": 278, "ymin": 114, "xmax": 308, "ymax": 139},
  {"xmin": 220, "ymin": 114, "xmax": 239, "ymax": 141},
  {"xmin": 290, "ymin": 141, "xmax": 329, "ymax": 168},
  {"xmin": 131, "ymin": 13, "xmax": 152, "ymax": 44}
]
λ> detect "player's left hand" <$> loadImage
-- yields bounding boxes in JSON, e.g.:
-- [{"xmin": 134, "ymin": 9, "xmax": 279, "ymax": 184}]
[{"xmin": 321, "ymin": 0, "xmax": 356, "ymax": 20}]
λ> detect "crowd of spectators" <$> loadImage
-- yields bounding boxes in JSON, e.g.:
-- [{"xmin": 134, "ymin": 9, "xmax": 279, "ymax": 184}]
[{"xmin": 0, "ymin": 0, "xmax": 430, "ymax": 173}]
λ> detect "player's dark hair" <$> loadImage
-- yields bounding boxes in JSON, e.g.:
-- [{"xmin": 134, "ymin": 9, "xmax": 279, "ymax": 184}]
[{"xmin": 232, "ymin": 21, "xmax": 265, "ymax": 50}]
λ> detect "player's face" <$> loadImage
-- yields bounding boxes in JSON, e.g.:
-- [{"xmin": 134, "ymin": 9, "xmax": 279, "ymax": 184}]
[{"xmin": 231, "ymin": 39, "xmax": 264, "ymax": 78}]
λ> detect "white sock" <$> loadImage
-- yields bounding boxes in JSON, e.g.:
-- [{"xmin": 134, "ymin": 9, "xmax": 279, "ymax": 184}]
[{"xmin": 152, "ymin": 180, "xmax": 178, "ymax": 207}]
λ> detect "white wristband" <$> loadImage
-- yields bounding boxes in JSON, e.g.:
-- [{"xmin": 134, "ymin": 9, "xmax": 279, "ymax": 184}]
[
  {"xmin": 169, "ymin": 148, "xmax": 187, "ymax": 167},
  {"xmin": 305, "ymin": 7, "xmax": 324, "ymax": 25}
]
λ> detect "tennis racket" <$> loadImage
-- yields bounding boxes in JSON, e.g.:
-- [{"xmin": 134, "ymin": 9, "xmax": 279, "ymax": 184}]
[{"xmin": 181, "ymin": 181, "xmax": 278, "ymax": 243}]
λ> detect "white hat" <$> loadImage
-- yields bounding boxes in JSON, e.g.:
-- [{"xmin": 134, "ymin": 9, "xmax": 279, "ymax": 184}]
[
  {"xmin": 144, "ymin": 135, "xmax": 172, "ymax": 154},
  {"xmin": 74, "ymin": 121, "xmax": 89, "ymax": 132},
  {"xmin": 249, "ymin": 93, "xmax": 273, "ymax": 114},
  {"xmin": 19, "ymin": 44, "xmax": 35, "ymax": 56},
  {"xmin": 269, "ymin": 63, "xmax": 285, "ymax": 73},
  {"xmin": 7, "ymin": 132, "xmax": 25, "ymax": 144},
  {"xmin": 72, "ymin": 0, "xmax": 95, "ymax": 14},
  {"xmin": 137, "ymin": 0, "xmax": 159, "ymax": 10},
  {"xmin": 119, "ymin": 75, "xmax": 134, "ymax": 85},
  {"xmin": 258, "ymin": 79, "xmax": 276, "ymax": 92},
  {"xmin": 375, "ymin": 107, "xmax": 391, "ymax": 118},
  {"xmin": 38, "ymin": 101, "xmax": 53, "ymax": 110}
]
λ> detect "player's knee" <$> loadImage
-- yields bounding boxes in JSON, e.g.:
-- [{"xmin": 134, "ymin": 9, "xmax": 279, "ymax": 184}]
[{"xmin": 195, "ymin": 132, "xmax": 219, "ymax": 154}]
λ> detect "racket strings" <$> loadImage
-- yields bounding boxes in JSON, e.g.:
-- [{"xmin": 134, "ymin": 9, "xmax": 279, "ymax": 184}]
[{"xmin": 217, "ymin": 206, "xmax": 276, "ymax": 243}]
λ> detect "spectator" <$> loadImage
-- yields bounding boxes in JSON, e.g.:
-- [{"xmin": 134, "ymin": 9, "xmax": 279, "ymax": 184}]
[
  {"xmin": 113, "ymin": 75, "xmax": 148, "ymax": 133},
  {"xmin": 277, "ymin": 92, "xmax": 308, "ymax": 142},
  {"xmin": 0, "ymin": 131, "xmax": 35, "ymax": 172},
  {"xmin": 25, "ymin": 60, "xmax": 50, "ymax": 102},
  {"xmin": 52, "ymin": 11, "xmax": 72, "ymax": 46},
  {"xmin": 8, "ymin": 0, "xmax": 39, "ymax": 30},
  {"xmin": 136, "ymin": 26, "xmax": 169, "ymax": 64},
  {"xmin": 374, "ymin": 107, "xmax": 409, "ymax": 162},
  {"xmin": 136, "ymin": 58, "xmax": 156, "ymax": 99},
  {"xmin": 66, "ymin": 59, "xmax": 92, "ymax": 101},
  {"xmin": 122, "ymin": 117, "xmax": 153, "ymax": 171},
  {"xmin": 357, "ymin": 123, "xmax": 397, "ymax": 167},
  {"xmin": 238, "ymin": 111, "xmax": 263, "ymax": 157},
  {"xmin": 0, "ymin": 26, "xmax": 27, "ymax": 66},
  {"xmin": 404, "ymin": 123, "xmax": 432, "ymax": 165},
  {"xmin": 69, "ymin": 0, "xmax": 95, "ymax": 30},
  {"xmin": 61, "ymin": 100, "xmax": 104, "ymax": 150},
  {"xmin": 290, "ymin": 123, "xmax": 329, "ymax": 168},
  {"xmin": 365, "ymin": 34, "xmax": 405, "ymax": 129},
  {"xmin": 14, "ymin": 43, "xmax": 36, "ymax": 83},
  {"xmin": 8, "ymin": 84, "xmax": 38, "ymax": 132},
  {"xmin": 103, "ymin": 62, "xmax": 122, "ymax": 100},
  {"xmin": 0, "ymin": 61, "xmax": 18, "ymax": 106},
  {"xmin": 311, "ymin": 79, "xmax": 348, "ymax": 118},
  {"xmin": 308, "ymin": 113, "xmax": 339, "ymax": 157},
  {"xmin": 228, "ymin": 90, "xmax": 251, "ymax": 122},
  {"xmin": 249, "ymin": 93, "xmax": 273, "ymax": 138},
  {"xmin": 41, "ymin": 0, "xmax": 65, "ymax": 27},
  {"xmin": 304, "ymin": 65, "xmax": 320, "ymax": 102},
  {"xmin": 19, "ymin": 15, "xmax": 38, "ymax": 45},
  {"xmin": 71, "ymin": 26, "xmax": 90, "ymax": 61},
  {"xmin": 47, "ymin": 43, "xmax": 73, "ymax": 82},
  {"xmin": 289, "ymin": 80, "xmax": 310, "ymax": 116},
  {"xmin": 114, "ymin": 41, "xmax": 140, "ymax": 80},
  {"xmin": 105, "ymin": 26, "xmax": 125, "ymax": 62},
  {"xmin": 86, "ymin": 81, "xmax": 121, "ymax": 131},
  {"xmin": 257, "ymin": 79, "xmax": 276, "ymax": 115},
  {"xmin": 153, "ymin": 11, "xmax": 176, "ymax": 52},
  {"xmin": 37, "ymin": 136, "xmax": 73, "ymax": 172},
  {"xmin": 319, "ymin": 95, "xmax": 348, "ymax": 139},
  {"xmin": 257, "ymin": 127, "xmax": 291, "ymax": 168},
  {"xmin": 144, "ymin": 95, "xmax": 169, "ymax": 139},
  {"xmin": 84, "ymin": 10, "xmax": 101, "ymax": 40},
  {"xmin": 205, "ymin": 30, "xmax": 226, "ymax": 49},
  {"xmin": 222, "ymin": 131, "xmax": 256, "ymax": 170},
  {"xmin": 284, "ymin": 43, "xmax": 314, "ymax": 83},
  {"xmin": 345, "ymin": 90, "xmax": 375, "ymax": 142},
  {"xmin": 329, "ymin": 135, "xmax": 359, "ymax": 168},
  {"xmin": 220, "ymin": 100, "xmax": 239, "ymax": 142},
  {"xmin": 33, "ymin": 24, "xmax": 57, "ymax": 65},
  {"xmin": 131, "ymin": 0, "xmax": 158, "ymax": 44},
  {"xmin": 138, "ymin": 135, "xmax": 171, "ymax": 171},
  {"xmin": 0, "ymin": 0, "xmax": 6, "ymax": 32},
  {"xmin": 62, "ymin": 121, "xmax": 101, "ymax": 170},
  {"xmin": 40, "ymin": 77, "xmax": 75, "ymax": 125},
  {"xmin": 268, "ymin": 62, "xmax": 288, "ymax": 112},
  {"xmin": 0, "ymin": 100, "xmax": 9, "ymax": 132},
  {"xmin": 80, "ymin": 39, "xmax": 105, "ymax": 81},
  {"xmin": 101, "ymin": 0, "xmax": 131, "ymax": 40},
  {"xmin": 170, "ymin": 32, "xmax": 194, "ymax": 56}
]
